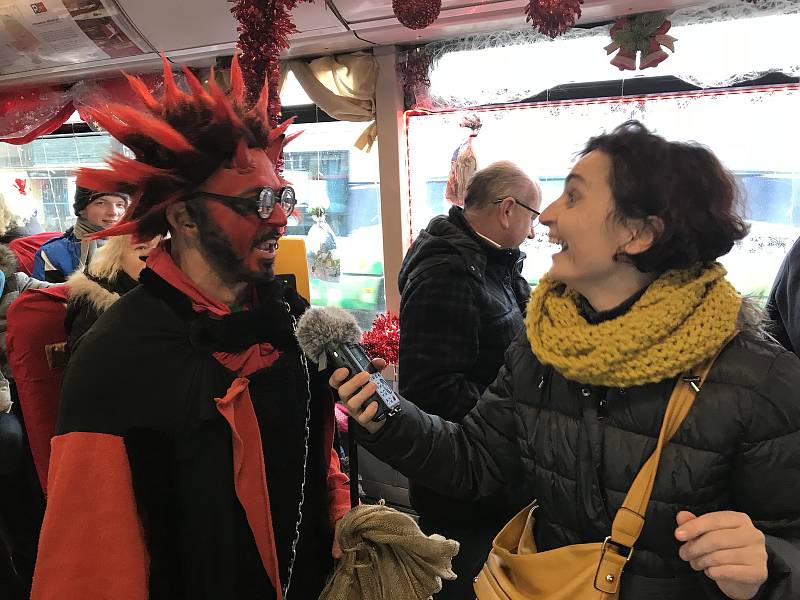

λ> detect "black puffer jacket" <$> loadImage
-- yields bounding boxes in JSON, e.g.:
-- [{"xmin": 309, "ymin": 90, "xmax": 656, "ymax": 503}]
[
  {"xmin": 398, "ymin": 206, "xmax": 530, "ymax": 422},
  {"xmin": 398, "ymin": 206, "xmax": 530, "ymax": 523},
  {"xmin": 766, "ymin": 236, "xmax": 800, "ymax": 354},
  {"xmin": 359, "ymin": 325, "xmax": 800, "ymax": 599}
]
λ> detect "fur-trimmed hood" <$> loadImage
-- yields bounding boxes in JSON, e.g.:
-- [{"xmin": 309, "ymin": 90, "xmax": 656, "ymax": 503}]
[{"xmin": 66, "ymin": 271, "xmax": 120, "ymax": 315}]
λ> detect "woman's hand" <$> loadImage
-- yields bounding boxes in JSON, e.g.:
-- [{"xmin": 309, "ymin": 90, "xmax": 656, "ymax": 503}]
[
  {"xmin": 329, "ymin": 358, "xmax": 387, "ymax": 435},
  {"xmin": 676, "ymin": 510, "xmax": 768, "ymax": 599}
]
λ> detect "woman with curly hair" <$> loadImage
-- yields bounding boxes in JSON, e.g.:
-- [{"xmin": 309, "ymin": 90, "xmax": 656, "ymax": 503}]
[{"xmin": 333, "ymin": 121, "xmax": 800, "ymax": 600}]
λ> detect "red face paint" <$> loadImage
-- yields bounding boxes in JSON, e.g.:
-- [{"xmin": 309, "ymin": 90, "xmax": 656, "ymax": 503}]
[{"xmin": 198, "ymin": 148, "xmax": 289, "ymax": 279}]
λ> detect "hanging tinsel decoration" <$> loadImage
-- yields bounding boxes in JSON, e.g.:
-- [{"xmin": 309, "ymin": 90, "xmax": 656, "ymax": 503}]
[
  {"xmin": 393, "ymin": 0, "xmax": 442, "ymax": 30},
  {"xmin": 399, "ymin": 46, "xmax": 433, "ymax": 108},
  {"xmin": 362, "ymin": 312, "xmax": 400, "ymax": 366},
  {"xmin": 229, "ymin": 0, "xmax": 309, "ymax": 127},
  {"xmin": 525, "ymin": 0, "xmax": 584, "ymax": 38}
]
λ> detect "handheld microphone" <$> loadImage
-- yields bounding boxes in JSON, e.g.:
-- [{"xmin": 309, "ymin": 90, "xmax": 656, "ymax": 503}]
[{"xmin": 296, "ymin": 307, "xmax": 402, "ymax": 422}]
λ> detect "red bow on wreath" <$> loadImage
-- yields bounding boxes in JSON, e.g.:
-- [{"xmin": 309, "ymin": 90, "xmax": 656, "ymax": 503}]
[{"xmin": 605, "ymin": 12, "xmax": 676, "ymax": 71}]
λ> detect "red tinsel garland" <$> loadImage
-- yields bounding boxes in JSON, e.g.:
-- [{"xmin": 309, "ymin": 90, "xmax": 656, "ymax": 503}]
[
  {"xmin": 393, "ymin": 0, "xmax": 442, "ymax": 30},
  {"xmin": 361, "ymin": 312, "xmax": 400, "ymax": 366},
  {"xmin": 525, "ymin": 0, "xmax": 584, "ymax": 39},
  {"xmin": 229, "ymin": 0, "xmax": 309, "ymax": 128},
  {"xmin": 399, "ymin": 46, "xmax": 433, "ymax": 108}
]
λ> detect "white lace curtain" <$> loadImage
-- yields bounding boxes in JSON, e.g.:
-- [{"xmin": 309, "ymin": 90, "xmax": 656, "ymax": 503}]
[{"xmin": 422, "ymin": 0, "xmax": 800, "ymax": 108}]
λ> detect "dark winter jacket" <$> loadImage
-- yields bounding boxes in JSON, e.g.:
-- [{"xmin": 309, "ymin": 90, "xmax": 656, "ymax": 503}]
[
  {"xmin": 64, "ymin": 269, "xmax": 138, "ymax": 358},
  {"xmin": 31, "ymin": 229, "xmax": 79, "ymax": 283},
  {"xmin": 397, "ymin": 206, "xmax": 530, "ymax": 524},
  {"xmin": 33, "ymin": 269, "xmax": 344, "ymax": 599},
  {"xmin": 766, "ymin": 236, "xmax": 800, "ymax": 354},
  {"xmin": 398, "ymin": 206, "xmax": 530, "ymax": 421},
  {"xmin": 358, "ymin": 315, "xmax": 800, "ymax": 599}
]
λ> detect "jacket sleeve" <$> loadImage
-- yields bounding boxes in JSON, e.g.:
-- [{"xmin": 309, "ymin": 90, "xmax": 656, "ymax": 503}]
[
  {"xmin": 32, "ymin": 248, "xmax": 66, "ymax": 284},
  {"xmin": 766, "ymin": 239, "xmax": 800, "ymax": 353},
  {"xmin": 19, "ymin": 273, "xmax": 56, "ymax": 292},
  {"xmin": 358, "ymin": 335, "xmax": 526, "ymax": 501},
  {"xmin": 31, "ymin": 248, "xmax": 46, "ymax": 281},
  {"xmin": 398, "ymin": 264, "xmax": 485, "ymax": 421},
  {"xmin": 65, "ymin": 303, "xmax": 98, "ymax": 360},
  {"xmin": 31, "ymin": 432, "xmax": 149, "ymax": 600},
  {"xmin": 732, "ymin": 349, "xmax": 800, "ymax": 599}
]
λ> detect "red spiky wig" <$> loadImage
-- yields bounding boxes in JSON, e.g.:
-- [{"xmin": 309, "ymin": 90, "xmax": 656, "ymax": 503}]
[{"xmin": 77, "ymin": 54, "xmax": 299, "ymax": 240}]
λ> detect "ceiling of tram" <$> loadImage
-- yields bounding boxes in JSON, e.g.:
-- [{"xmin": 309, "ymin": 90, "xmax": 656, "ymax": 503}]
[{"xmin": 0, "ymin": 0, "xmax": 707, "ymax": 88}]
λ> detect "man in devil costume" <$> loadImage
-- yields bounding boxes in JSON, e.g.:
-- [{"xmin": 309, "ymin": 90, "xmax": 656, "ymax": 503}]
[{"xmin": 31, "ymin": 57, "xmax": 350, "ymax": 600}]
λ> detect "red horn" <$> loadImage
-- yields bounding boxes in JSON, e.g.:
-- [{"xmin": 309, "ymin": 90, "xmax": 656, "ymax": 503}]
[{"xmin": 230, "ymin": 53, "xmax": 245, "ymax": 105}]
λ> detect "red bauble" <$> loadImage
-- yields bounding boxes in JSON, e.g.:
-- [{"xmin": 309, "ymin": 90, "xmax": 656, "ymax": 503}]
[
  {"xmin": 525, "ymin": 0, "xmax": 584, "ymax": 38},
  {"xmin": 393, "ymin": 0, "xmax": 442, "ymax": 30}
]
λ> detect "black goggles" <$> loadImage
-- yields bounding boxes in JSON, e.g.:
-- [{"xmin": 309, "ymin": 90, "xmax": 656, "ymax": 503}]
[{"xmin": 190, "ymin": 186, "xmax": 297, "ymax": 219}]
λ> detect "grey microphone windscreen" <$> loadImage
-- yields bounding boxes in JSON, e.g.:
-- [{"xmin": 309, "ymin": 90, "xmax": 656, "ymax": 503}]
[{"xmin": 295, "ymin": 306, "xmax": 362, "ymax": 364}]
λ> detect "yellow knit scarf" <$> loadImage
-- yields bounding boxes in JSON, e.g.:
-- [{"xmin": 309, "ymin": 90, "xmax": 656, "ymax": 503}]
[{"xmin": 525, "ymin": 263, "xmax": 741, "ymax": 387}]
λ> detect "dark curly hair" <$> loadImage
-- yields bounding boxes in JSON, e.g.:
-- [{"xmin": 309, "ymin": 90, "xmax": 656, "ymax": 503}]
[{"xmin": 582, "ymin": 120, "xmax": 749, "ymax": 273}]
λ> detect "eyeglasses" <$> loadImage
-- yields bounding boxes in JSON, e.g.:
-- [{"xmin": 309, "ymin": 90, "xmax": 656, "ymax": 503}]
[
  {"xmin": 190, "ymin": 186, "xmax": 297, "ymax": 218},
  {"xmin": 493, "ymin": 197, "xmax": 540, "ymax": 222}
]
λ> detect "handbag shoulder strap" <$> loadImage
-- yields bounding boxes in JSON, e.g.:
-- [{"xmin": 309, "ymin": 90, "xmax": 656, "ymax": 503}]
[
  {"xmin": 610, "ymin": 334, "xmax": 736, "ymax": 549},
  {"xmin": 593, "ymin": 336, "xmax": 735, "ymax": 595}
]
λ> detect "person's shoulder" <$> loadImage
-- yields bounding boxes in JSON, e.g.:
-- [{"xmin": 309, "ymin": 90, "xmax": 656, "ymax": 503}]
[
  {"xmin": 407, "ymin": 252, "xmax": 466, "ymax": 281},
  {"xmin": 60, "ymin": 284, "xmax": 201, "ymax": 432},
  {"xmin": 507, "ymin": 328, "xmax": 539, "ymax": 366},
  {"xmin": 91, "ymin": 283, "xmax": 180, "ymax": 335},
  {"xmin": 720, "ymin": 327, "xmax": 789, "ymax": 368},
  {"xmin": 36, "ymin": 234, "xmax": 76, "ymax": 266},
  {"xmin": 39, "ymin": 232, "xmax": 73, "ymax": 249},
  {"xmin": 711, "ymin": 331, "xmax": 800, "ymax": 431},
  {"xmin": 400, "ymin": 239, "xmax": 469, "ymax": 293}
]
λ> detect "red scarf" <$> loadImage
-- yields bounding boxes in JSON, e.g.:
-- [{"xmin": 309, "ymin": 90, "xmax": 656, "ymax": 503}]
[
  {"xmin": 147, "ymin": 244, "xmax": 287, "ymax": 598},
  {"xmin": 147, "ymin": 245, "xmax": 281, "ymax": 376}
]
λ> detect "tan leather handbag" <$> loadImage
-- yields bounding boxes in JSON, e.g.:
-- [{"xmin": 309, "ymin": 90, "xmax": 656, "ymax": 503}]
[{"xmin": 474, "ymin": 352, "xmax": 723, "ymax": 600}]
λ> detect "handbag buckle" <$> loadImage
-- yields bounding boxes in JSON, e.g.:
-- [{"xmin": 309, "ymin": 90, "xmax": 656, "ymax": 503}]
[
  {"xmin": 595, "ymin": 536, "xmax": 634, "ymax": 593},
  {"xmin": 600, "ymin": 536, "xmax": 634, "ymax": 562},
  {"xmin": 682, "ymin": 375, "xmax": 701, "ymax": 393}
]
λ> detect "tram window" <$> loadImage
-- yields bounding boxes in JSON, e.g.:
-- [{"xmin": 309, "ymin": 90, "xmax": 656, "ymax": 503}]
[
  {"xmin": 0, "ymin": 131, "xmax": 130, "ymax": 233},
  {"xmin": 406, "ymin": 85, "xmax": 800, "ymax": 302},
  {"xmin": 284, "ymin": 120, "xmax": 384, "ymax": 330}
]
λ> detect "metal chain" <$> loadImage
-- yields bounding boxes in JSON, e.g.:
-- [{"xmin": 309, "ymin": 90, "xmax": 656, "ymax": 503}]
[{"xmin": 282, "ymin": 301, "xmax": 312, "ymax": 599}]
